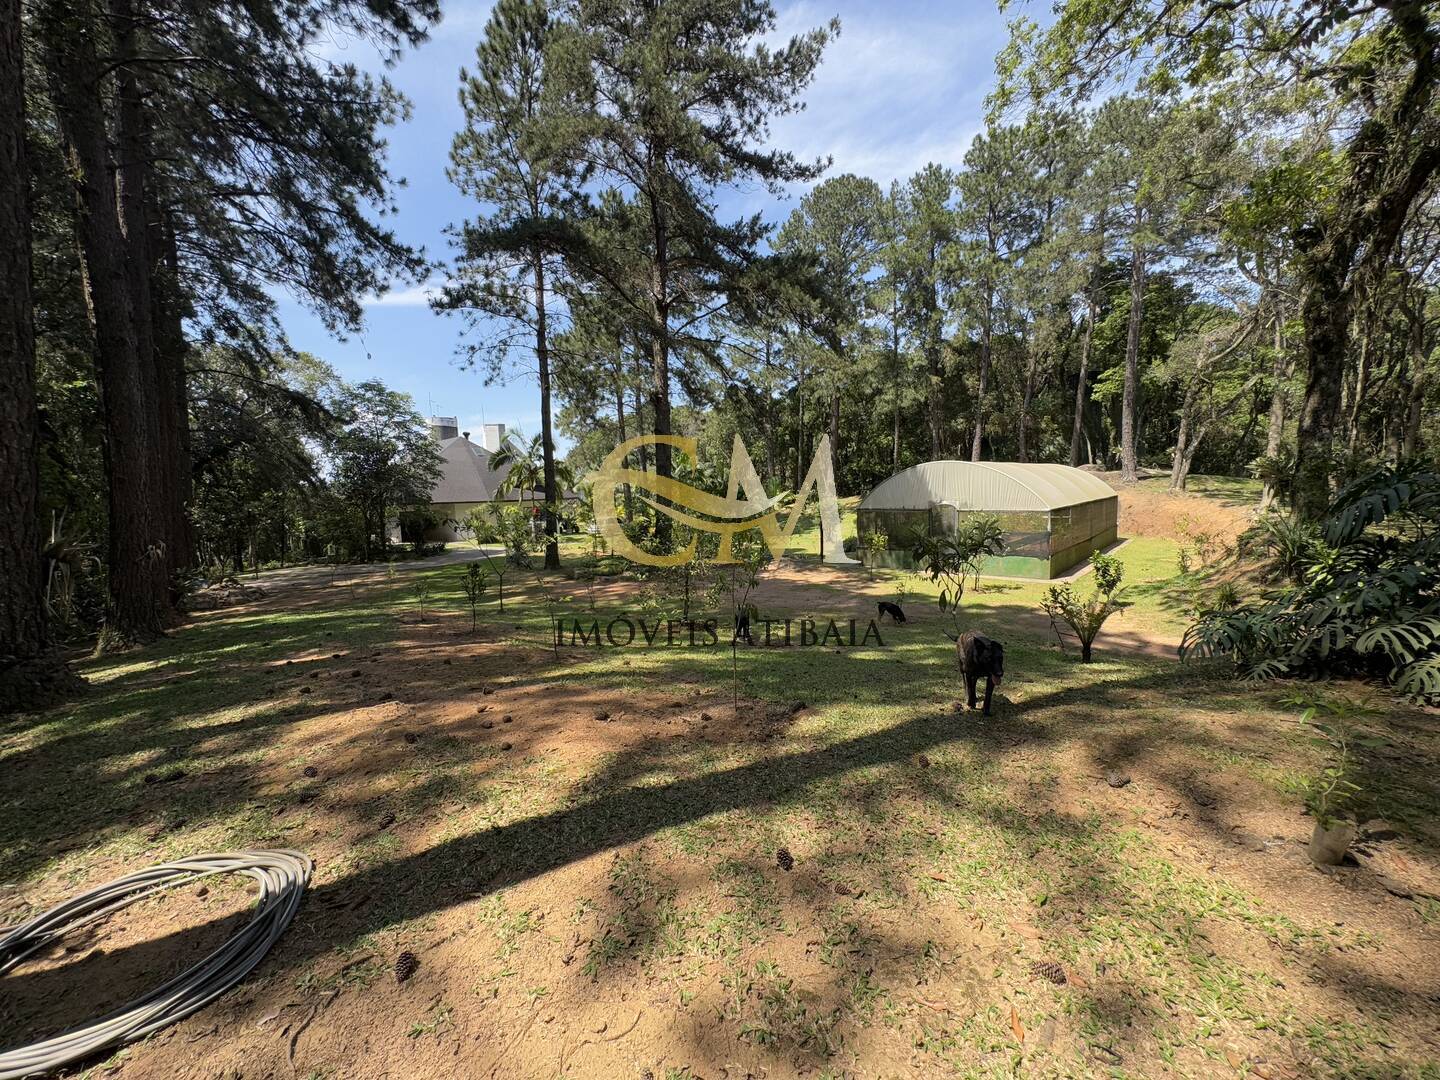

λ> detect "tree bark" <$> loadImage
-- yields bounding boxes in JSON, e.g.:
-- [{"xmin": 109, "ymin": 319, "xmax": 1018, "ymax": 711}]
[
  {"xmin": 1345, "ymin": 297, "xmax": 1377, "ymax": 456},
  {"xmin": 891, "ymin": 299, "xmax": 901, "ymax": 471},
  {"xmin": 1120, "ymin": 213, "xmax": 1146, "ymax": 484},
  {"xmin": 1402, "ymin": 293, "xmax": 1430, "ymax": 459},
  {"xmin": 828, "ymin": 389, "xmax": 840, "ymax": 479},
  {"xmin": 1260, "ymin": 310, "xmax": 1290, "ymax": 510},
  {"xmin": 112, "ymin": 0, "xmax": 190, "ymax": 587},
  {"xmin": 612, "ymin": 352, "xmax": 631, "ymax": 522},
  {"xmin": 1069, "ymin": 292, "xmax": 1096, "ymax": 467},
  {"xmin": 43, "ymin": 0, "xmax": 171, "ymax": 646},
  {"xmin": 648, "ymin": 207, "xmax": 674, "ymax": 548},
  {"xmin": 971, "ymin": 270, "xmax": 992, "ymax": 461},
  {"xmin": 154, "ymin": 208, "xmax": 195, "ymax": 569},
  {"xmin": 924, "ymin": 242, "xmax": 945, "ymax": 457},
  {"xmin": 1018, "ymin": 344, "xmax": 1038, "ymax": 463},
  {"xmin": 0, "ymin": 0, "xmax": 83, "ymax": 709},
  {"xmin": 533, "ymin": 255, "xmax": 560, "ymax": 570},
  {"xmin": 1292, "ymin": 10, "xmax": 1440, "ymax": 518}
]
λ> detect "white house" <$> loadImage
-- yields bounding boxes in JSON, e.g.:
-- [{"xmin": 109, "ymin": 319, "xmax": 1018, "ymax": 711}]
[
  {"xmin": 415, "ymin": 416, "xmax": 576, "ymax": 543},
  {"xmin": 414, "ymin": 417, "xmax": 516, "ymax": 542}
]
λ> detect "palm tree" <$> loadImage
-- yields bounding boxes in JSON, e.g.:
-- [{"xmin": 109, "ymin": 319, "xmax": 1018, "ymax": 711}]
[{"xmin": 491, "ymin": 431, "xmax": 573, "ymax": 545}]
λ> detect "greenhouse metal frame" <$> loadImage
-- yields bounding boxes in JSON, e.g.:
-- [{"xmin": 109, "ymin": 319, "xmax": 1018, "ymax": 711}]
[{"xmin": 856, "ymin": 461, "xmax": 1119, "ymax": 578}]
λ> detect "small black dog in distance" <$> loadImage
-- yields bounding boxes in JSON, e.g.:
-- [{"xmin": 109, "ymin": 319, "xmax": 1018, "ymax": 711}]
[
  {"xmin": 733, "ymin": 603, "xmax": 759, "ymax": 645},
  {"xmin": 956, "ymin": 631, "xmax": 1004, "ymax": 715},
  {"xmin": 877, "ymin": 601, "xmax": 907, "ymax": 624}
]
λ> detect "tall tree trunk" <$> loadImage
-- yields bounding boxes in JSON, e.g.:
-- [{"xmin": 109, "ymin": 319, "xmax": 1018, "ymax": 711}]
[
  {"xmin": 1291, "ymin": 13, "xmax": 1440, "ymax": 517},
  {"xmin": 632, "ymin": 375, "xmax": 648, "ymax": 471},
  {"xmin": 890, "ymin": 300, "xmax": 901, "ymax": 471},
  {"xmin": 648, "ymin": 319, "xmax": 672, "ymax": 542},
  {"xmin": 0, "ymin": 0, "xmax": 82, "ymax": 709},
  {"xmin": 42, "ymin": 0, "xmax": 170, "ymax": 646},
  {"xmin": 1293, "ymin": 253, "xmax": 1351, "ymax": 519},
  {"xmin": 1346, "ymin": 296, "xmax": 1378, "ymax": 456},
  {"xmin": 828, "ymin": 388, "xmax": 840, "ymax": 478},
  {"xmin": 1069, "ymin": 292, "xmax": 1096, "ymax": 468},
  {"xmin": 1170, "ymin": 377, "xmax": 1202, "ymax": 491},
  {"xmin": 109, "ymin": 0, "xmax": 174, "ymax": 585},
  {"xmin": 924, "ymin": 245, "xmax": 944, "ymax": 457},
  {"xmin": 1018, "ymin": 344, "xmax": 1038, "ymax": 464},
  {"xmin": 1260, "ymin": 311, "xmax": 1290, "ymax": 510},
  {"xmin": 794, "ymin": 365, "xmax": 805, "ymax": 490},
  {"xmin": 925, "ymin": 338, "xmax": 944, "ymax": 458},
  {"xmin": 648, "ymin": 214, "xmax": 673, "ymax": 547},
  {"xmin": 971, "ymin": 276, "xmax": 992, "ymax": 460},
  {"xmin": 154, "ymin": 208, "xmax": 194, "ymax": 569},
  {"xmin": 612, "ymin": 353, "xmax": 631, "ymax": 522},
  {"xmin": 113, "ymin": 0, "xmax": 190, "ymax": 587},
  {"xmin": 1120, "ymin": 214, "xmax": 1146, "ymax": 484},
  {"xmin": 533, "ymin": 255, "xmax": 559, "ymax": 570},
  {"xmin": 1402, "ymin": 295, "xmax": 1430, "ymax": 459}
]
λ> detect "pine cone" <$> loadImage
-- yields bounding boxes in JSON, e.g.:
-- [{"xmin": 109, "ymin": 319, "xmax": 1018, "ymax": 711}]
[
  {"xmin": 1029, "ymin": 959, "xmax": 1067, "ymax": 985},
  {"xmin": 394, "ymin": 950, "xmax": 419, "ymax": 984},
  {"xmin": 302, "ymin": 765, "xmax": 318, "ymax": 779},
  {"xmin": 776, "ymin": 847, "xmax": 794, "ymax": 872},
  {"xmin": 403, "ymin": 732, "xmax": 418, "ymax": 744}
]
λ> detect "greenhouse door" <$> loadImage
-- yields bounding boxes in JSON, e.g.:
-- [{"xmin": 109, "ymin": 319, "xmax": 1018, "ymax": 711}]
[{"xmin": 930, "ymin": 502, "xmax": 959, "ymax": 537}]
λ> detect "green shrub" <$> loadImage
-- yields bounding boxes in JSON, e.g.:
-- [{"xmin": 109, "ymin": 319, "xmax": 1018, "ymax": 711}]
[
  {"xmin": 1040, "ymin": 552, "xmax": 1126, "ymax": 662},
  {"xmin": 1241, "ymin": 511, "xmax": 1322, "ymax": 585},
  {"xmin": 910, "ymin": 515, "xmax": 1005, "ymax": 638},
  {"xmin": 1288, "ymin": 694, "xmax": 1385, "ymax": 828},
  {"xmin": 1182, "ymin": 464, "xmax": 1440, "ymax": 702},
  {"xmin": 465, "ymin": 506, "xmax": 501, "ymax": 545}
]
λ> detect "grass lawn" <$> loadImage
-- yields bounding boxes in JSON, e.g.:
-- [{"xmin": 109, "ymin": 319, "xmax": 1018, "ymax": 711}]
[{"xmin": 4, "ymin": 492, "xmax": 1440, "ymax": 1079}]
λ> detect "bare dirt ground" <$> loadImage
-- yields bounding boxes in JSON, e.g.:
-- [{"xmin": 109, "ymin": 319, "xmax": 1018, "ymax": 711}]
[
  {"xmin": 1100, "ymin": 472, "xmax": 1256, "ymax": 547},
  {"xmin": 5, "ymin": 485, "xmax": 1437, "ymax": 1080}
]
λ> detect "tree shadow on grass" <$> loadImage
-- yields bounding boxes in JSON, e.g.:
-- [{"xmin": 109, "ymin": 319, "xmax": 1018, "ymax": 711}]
[
  {"xmin": 8, "ymin": 574, "xmax": 1440, "ymax": 1077},
  {"xmin": 6, "ymin": 656, "xmax": 1439, "ymax": 1077}
]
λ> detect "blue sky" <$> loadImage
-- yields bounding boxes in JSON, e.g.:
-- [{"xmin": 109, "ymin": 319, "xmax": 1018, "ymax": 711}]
[{"xmin": 276, "ymin": 0, "xmax": 1014, "ymax": 441}]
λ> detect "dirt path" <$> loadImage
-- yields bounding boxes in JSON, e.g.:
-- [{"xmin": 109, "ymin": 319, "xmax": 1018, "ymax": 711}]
[{"xmin": 245, "ymin": 544, "xmax": 505, "ymax": 596}]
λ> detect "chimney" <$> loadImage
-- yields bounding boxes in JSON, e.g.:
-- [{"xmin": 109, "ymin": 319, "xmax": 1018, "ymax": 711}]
[
  {"xmin": 428, "ymin": 415, "xmax": 459, "ymax": 441},
  {"xmin": 481, "ymin": 423, "xmax": 506, "ymax": 452}
]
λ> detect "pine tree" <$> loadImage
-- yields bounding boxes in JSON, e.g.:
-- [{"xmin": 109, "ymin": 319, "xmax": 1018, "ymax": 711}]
[
  {"xmin": 896, "ymin": 165, "xmax": 958, "ymax": 458},
  {"xmin": 547, "ymin": 0, "xmax": 834, "ymax": 544},
  {"xmin": 776, "ymin": 174, "xmax": 884, "ymax": 477},
  {"xmin": 439, "ymin": 0, "xmax": 579, "ymax": 570},
  {"xmin": 38, "ymin": 0, "xmax": 173, "ymax": 645},
  {"xmin": 30, "ymin": 0, "xmax": 436, "ymax": 645},
  {"xmin": 0, "ymin": 0, "xmax": 82, "ymax": 708}
]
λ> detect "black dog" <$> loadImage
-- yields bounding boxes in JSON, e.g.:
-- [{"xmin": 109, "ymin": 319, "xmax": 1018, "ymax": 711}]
[
  {"xmin": 877, "ymin": 601, "xmax": 907, "ymax": 624},
  {"xmin": 956, "ymin": 631, "xmax": 1004, "ymax": 715},
  {"xmin": 734, "ymin": 604, "xmax": 759, "ymax": 645}
]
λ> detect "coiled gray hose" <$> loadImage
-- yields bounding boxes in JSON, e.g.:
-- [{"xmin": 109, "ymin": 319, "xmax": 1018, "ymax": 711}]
[{"xmin": 0, "ymin": 849, "xmax": 312, "ymax": 1079}]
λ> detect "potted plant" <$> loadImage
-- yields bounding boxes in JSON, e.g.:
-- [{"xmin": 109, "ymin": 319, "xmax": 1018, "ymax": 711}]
[
  {"xmin": 1302, "ymin": 762, "xmax": 1359, "ymax": 866},
  {"xmin": 1290, "ymin": 696, "xmax": 1378, "ymax": 866}
]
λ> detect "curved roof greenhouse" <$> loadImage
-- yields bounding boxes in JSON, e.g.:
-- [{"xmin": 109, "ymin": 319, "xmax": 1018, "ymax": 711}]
[{"xmin": 859, "ymin": 461, "xmax": 1116, "ymax": 512}]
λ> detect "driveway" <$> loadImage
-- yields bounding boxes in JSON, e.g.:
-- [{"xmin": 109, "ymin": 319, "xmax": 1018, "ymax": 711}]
[{"xmin": 245, "ymin": 545, "xmax": 506, "ymax": 596}]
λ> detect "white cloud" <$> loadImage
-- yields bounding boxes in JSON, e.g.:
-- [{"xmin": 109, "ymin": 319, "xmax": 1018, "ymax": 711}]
[
  {"xmin": 763, "ymin": 1, "xmax": 1005, "ymax": 189},
  {"xmin": 362, "ymin": 282, "xmax": 442, "ymax": 307}
]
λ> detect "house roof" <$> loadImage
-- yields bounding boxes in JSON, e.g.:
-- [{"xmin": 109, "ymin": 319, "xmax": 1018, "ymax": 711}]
[
  {"xmin": 430, "ymin": 436, "xmax": 514, "ymax": 504},
  {"xmin": 429, "ymin": 435, "xmax": 564, "ymax": 505},
  {"xmin": 859, "ymin": 461, "xmax": 1117, "ymax": 513}
]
